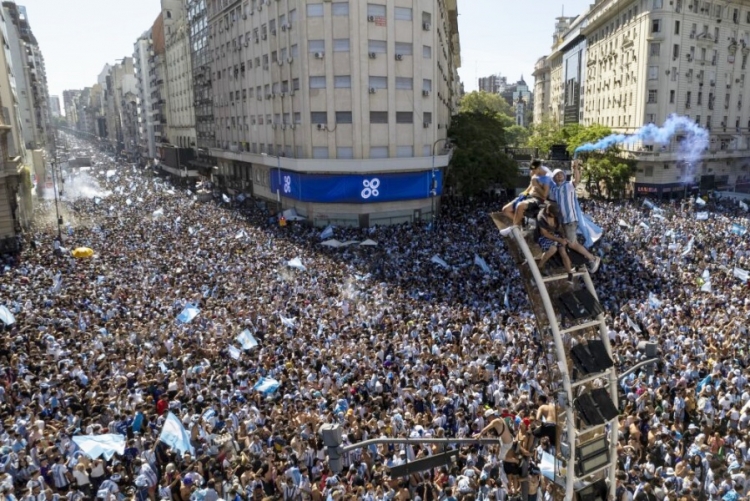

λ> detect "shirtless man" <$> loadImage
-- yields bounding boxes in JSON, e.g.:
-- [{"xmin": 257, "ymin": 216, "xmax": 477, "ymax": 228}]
[
  {"xmin": 535, "ymin": 395, "xmax": 557, "ymax": 423},
  {"xmin": 474, "ymin": 410, "xmax": 514, "ymax": 460},
  {"xmin": 501, "ymin": 160, "xmax": 553, "ymax": 227}
]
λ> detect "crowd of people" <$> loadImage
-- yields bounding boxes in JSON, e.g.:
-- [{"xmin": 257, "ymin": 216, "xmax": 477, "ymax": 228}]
[{"xmin": 0, "ymin": 138, "xmax": 748, "ymax": 501}]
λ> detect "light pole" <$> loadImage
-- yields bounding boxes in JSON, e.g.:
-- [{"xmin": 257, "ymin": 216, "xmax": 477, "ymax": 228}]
[
  {"xmin": 50, "ymin": 131, "xmax": 63, "ymax": 241},
  {"xmin": 262, "ymin": 152, "xmax": 282, "ymax": 212},
  {"xmin": 431, "ymin": 138, "xmax": 450, "ymax": 230}
]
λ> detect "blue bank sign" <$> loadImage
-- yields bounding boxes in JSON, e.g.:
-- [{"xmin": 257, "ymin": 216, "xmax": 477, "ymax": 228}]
[{"xmin": 270, "ymin": 169, "xmax": 443, "ymax": 204}]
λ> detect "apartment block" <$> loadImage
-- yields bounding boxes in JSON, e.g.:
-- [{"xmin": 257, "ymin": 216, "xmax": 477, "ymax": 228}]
[
  {"xmin": 534, "ymin": 0, "xmax": 750, "ymax": 196},
  {"xmin": 204, "ymin": 0, "xmax": 460, "ymax": 227},
  {"xmin": 134, "ymin": 31, "xmax": 156, "ymax": 160}
]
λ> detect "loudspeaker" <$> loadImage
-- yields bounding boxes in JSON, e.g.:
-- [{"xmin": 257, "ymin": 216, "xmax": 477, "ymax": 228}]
[
  {"xmin": 575, "ymin": 479, "xmax": 608, "ymax": 501},
  {"xmin": 586, "ymin": 340, "xmax": 614, "ymax": 371},
  {"xmin": 590, "ymin": 388, "xmax": 619, "ymax": 421},
  {"xmin": 637, "ymin": 341, "xmax": 658, "ymax": 358},
  {"xmin": 557, "ymin": 289, "xmax": 603, "ymax": 320},
  {"xmin": 570, "ymin": 344, "xmax": 600, "ymax": 374},
  {"xmin": 574, "ymin": 393, "xmax": 605, "ymax": 426}
]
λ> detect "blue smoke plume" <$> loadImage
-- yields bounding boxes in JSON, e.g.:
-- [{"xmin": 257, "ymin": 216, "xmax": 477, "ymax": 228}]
[{"xmin": 573, "ymin": 115, "xmax": 709, "ymax": 182}]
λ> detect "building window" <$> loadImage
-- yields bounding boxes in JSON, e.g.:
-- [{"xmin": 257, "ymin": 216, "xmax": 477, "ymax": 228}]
[
  {"xmin": 370, "ymin": 146, "xmax": 389, "ymax": 158},
  {"xmin": 309, "ymin": 40, "xmax": 325, "ymax": 53},
  {"xmin": 648, "ymin": 90, "xmax": 658, "ymax": 103},
  {"xmin": 312, "ymin": 147, "xmax": 329, "ymax": 159},
  {"xmin": 337, "ymin": 147, "xmax": 354, "ymax": 159},
  {"xmin": 652, "ymin": 19, "xmax": 661, "ymax": 33},
  {"xmin": 311, "ymin": 111, "xmax": 328, "ymax": 124},
  {"xmin": 423, "ymin": 45, "xmax": 432, "ymax": 59},
  {"xmin": 310, "ymin": 76, "xmax": 327, "ymax": 89},
  {"xmin": 423, "ymin": 112, "xmax": 432, "ymax": 124},
  {"xmin": 395, "ymin": 42, "xmax": 413, "ymax": 56},
  {"xmin": 650, "ymin": 42, "xmax": 661, "ymax": 56},
  {"xmin": 294, "ymin": 112, "xmax": 301, "ymax": 124},
  {"xmin": 367, "ymin": 4, "xmax": 386, "ymax": 17},
  {"xmin": 396, "ymin": 112, "xmax": 413, "ymax": 124},
  {"xmin": 653, "ymin": 0, "xmax": 662, "ymax": 8},
  {"xmin": 423, "ymin": 79, "xmax": 432, "ymax": 91},
  {"xmin": 293, "ymin": 78, "xmax": 300, "ymax": 90},
  {"xmin": 395, "ymin": 77, "xmax": 413, "ymax": 90},
  {"xmin": 674, "ymin": 20, "xmax": 680, "ymax": 35},
  {"xmin": 333, "ymin": 38, "xmax": 350, "ymax": 52},
  {"xmin": 368, "ymin": 40, "xmax": 387, "ymax": 53},
  {"xmin": 673, "ymin": 44, "xmax": 679, "ymax": 58},
  {"xmin": 334, "ymin": 75, "xmax": 351, "ymax": 88},
  {"xmin": 645, "ymin": 165, "xmax": 654, "ymax": 177},
  {"xmin": 395, "ymin": 7, "xmax": 412, "ymax": 20},
  {"xmin": 396, "ymin": 146, "xmax": 414, "ymax": 157},
  {"xmin": 422, "ymin": 11, "xmax": 432, "ymax": 25},
  {"xmin": 307, "ymin": 4, "xmax": 324, "ymax": 17},
  {"xmin": 648, "ymin": 65, "xmax": 658, "ymax": 80},
  {"xmin": 332, "ymin": 2, "xmax": 349, "ymax": 16},
  {"xmin": 370, "ymin": 111, "xmax": 388, "ymax": 124},
  {"xmin": 336, "ymin": 111, "xmax": 353, "ymax": 123},
  {"xmin": 670, "ymin": 89, "xmax": 675, "ymax": 103},
  {"xmin": 369, "ymin": 76, "xmax": 387, "ymax": 89}
]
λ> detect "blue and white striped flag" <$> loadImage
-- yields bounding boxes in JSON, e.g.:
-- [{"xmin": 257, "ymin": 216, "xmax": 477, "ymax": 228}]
[
  {"xmin": 504, "ymin": 283, "xmax": 511, "ymax": 310},
  {"xmin": 78, "ymin": 313, "xmax": 86, "ymax": 332},
  {"xmin": 731, "ymin": 223, "xmax": 747, "ymax": 236},
  {"xmin": 320, "ymin": 225, "xmax": 334, "ymax": 240},
  {"xmin": 158, "ymin": 412, "xmax": 194, "ymax": 456}
]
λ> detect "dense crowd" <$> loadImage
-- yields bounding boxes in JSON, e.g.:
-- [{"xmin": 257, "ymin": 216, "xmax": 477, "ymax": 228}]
[{"xmin": 0, "ymin": 140, "xmax": 748, "ymax": 501}]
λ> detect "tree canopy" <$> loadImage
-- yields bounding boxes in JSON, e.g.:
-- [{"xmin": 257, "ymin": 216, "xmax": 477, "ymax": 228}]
[{"xmin": 446, "ymin": 111, "xmax": 517, "ymax": 197}]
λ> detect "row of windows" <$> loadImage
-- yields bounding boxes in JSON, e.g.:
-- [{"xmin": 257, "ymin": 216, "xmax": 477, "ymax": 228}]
[
  {"xmin": 216, "ymin": 111, "xmax": 432, "ymax": 127},
  {"xmin": 219, "ymin": 143, "xmax": 435, "ymax": 159}
]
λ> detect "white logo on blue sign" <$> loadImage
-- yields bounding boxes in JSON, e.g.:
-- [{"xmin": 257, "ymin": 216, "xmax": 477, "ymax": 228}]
[
  {"xmin": 283, "ymin": 176, "xmax": 292, "ymax": 193},
  {"xmin": 361, "ymin": 178, "xmax": 380, "ymax": 199}
]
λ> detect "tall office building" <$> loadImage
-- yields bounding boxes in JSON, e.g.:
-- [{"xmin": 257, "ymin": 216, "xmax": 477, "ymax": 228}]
[
  {"xmin": 134, "ymin": 30, "xmax": 156, "ymax": 161},
  {"xmin": 533, "ymin": 0, "xmax": 750, "ymax": 195},
  {"xmin": 206, "ymin": 0, "xmax": 460, "ymax": 227},
  {"xmin": 477, "ymin": 73, "xmax": 507, "ymax": 94},
  {"xmin": 48, "ymin": 95, "xmax": 60, "ymax": 118}
]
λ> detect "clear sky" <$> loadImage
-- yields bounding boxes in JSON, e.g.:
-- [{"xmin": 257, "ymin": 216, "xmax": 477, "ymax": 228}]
[
  {"xmin": 23, "ymin": 0, "xmax": 594, "ymax": 100},
  {"xmin": 20, "ymin": 0, "xmax": 161, "ymax": 100},
  {"xmin": 456, "ymin": 0, "xmax": 593, "ymax": 91}
]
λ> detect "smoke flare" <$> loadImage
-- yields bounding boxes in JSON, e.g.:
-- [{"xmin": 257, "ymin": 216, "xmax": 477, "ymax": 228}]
[{"xmin": 574, "ymin": 115, "xmax": 709, "ymax": 182}]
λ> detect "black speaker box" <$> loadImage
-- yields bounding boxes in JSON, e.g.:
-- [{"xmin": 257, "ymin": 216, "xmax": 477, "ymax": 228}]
[
  {"xmin": 586, "ymin": 340, "xmax": 614, "ymax": 371},
  {"xmin": 590, "ymin": 388, "xmax": 619, "ymax": 421},
  {"xmin": 574, "ymin": 393, "xmax": 605, "ymax": 426}
]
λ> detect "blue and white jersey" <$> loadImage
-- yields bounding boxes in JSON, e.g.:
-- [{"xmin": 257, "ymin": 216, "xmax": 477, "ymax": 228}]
[{"xmin": 550, "ymin": 181, "xmax": 578, "ymax": 224}]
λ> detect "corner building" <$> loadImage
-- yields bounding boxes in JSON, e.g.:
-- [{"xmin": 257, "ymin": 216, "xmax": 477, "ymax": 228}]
[
  {"xmin": 535, "ymin": 0, "xmax": 750, "ymax": 197},
  {"xmin": 208, "ymin": 0, "xmax": 460, "ymax": 227}
]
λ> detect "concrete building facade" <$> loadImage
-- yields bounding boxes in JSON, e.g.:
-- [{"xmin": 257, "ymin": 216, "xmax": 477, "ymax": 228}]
[
  {"xmin": 163, "ymin": 0, "xmax": 196, "ymax": 150},
  {"xmin": 535, "ymin": 0, "xmax": 750, "ymax": 195},
  {"xmin": 205, "ymin": 0, "xmax": 460, "ymax": 227},
  {"xmin": 48, "ymin": 95, "xmax": 60, "ymax": 118},
  {"xmin": 3, "ymin": 2, "xmax": 50, "ymax": 149},
  {"xmin": 134, "ymin": 31, "xmax": 156, "ymax": 161}
]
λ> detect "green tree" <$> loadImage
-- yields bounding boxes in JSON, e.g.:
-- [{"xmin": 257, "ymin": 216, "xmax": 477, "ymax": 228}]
[
  {"xmin": 505, "ymin": 124, "xmax": 530, "ymax": 147},
  {"xmin": 446, "ymin": 112, "xmax": 517, "ymax": 197},
  {"xmin": 458, "ymin": 91, "xmax": 514, "ymax": 127},
  {"xmin": 527, "ymin": 117, "xmax": 564, "ymax": 157},
  {"xmin": 563, "ymin": 123, "xmax": 613, "ymax": 156}
]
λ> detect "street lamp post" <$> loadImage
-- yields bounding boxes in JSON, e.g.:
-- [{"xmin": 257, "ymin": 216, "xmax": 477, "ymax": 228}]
[
  {"xmin": 262, "ymin": 152, "xmax": 282, "ymax": 212},
  {"xmin": 431, "ymin": 138, "xmax": 449, "ymax": 231},
  {"xmin": 50, "ymin": 132, "xmax": 63, "ymax": 241}
]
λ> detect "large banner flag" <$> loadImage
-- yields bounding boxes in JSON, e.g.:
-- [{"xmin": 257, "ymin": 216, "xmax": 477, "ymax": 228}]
[
  {"xmin": 735, "ymin": 267, "xmax": 749, "ymax": 283},
  {"xmin": 731, "ymin": 223, "xmax": 747, "ymax": 236},
  {"xmin": 176, "ymin": 305, "xmax": 200, "ymax": 324},
  {"xmin": 696, "ymin": 212, "xmax": 709, "ymax": 221},
  {"xmin": 430, "ymin": 255, "xmax": 450, "ymax": 269},
  {"xmin": 236, "ymin": 329, "xmax": 259, "ymax": 350},
  {"xmin": 158, "ymin": 412, "xmax": 195, "ymax": 455},
  {"xmin": 473, "ymin": 255, "xmax": 491, "ymax": 274},
  {"xmin": 681, "ymin": 237, "xmax": 695, "ymax": 257},
  {"xmin": 253, "ymin": 377, "xmax": 280, "ymax": 394},
  {"xmin": 72, "ymin": 434, "xmax": 126, "ymax": 460},
  {"xmin": 626, "ymin": 314, "xmax": 641, "ymax": 334}
]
